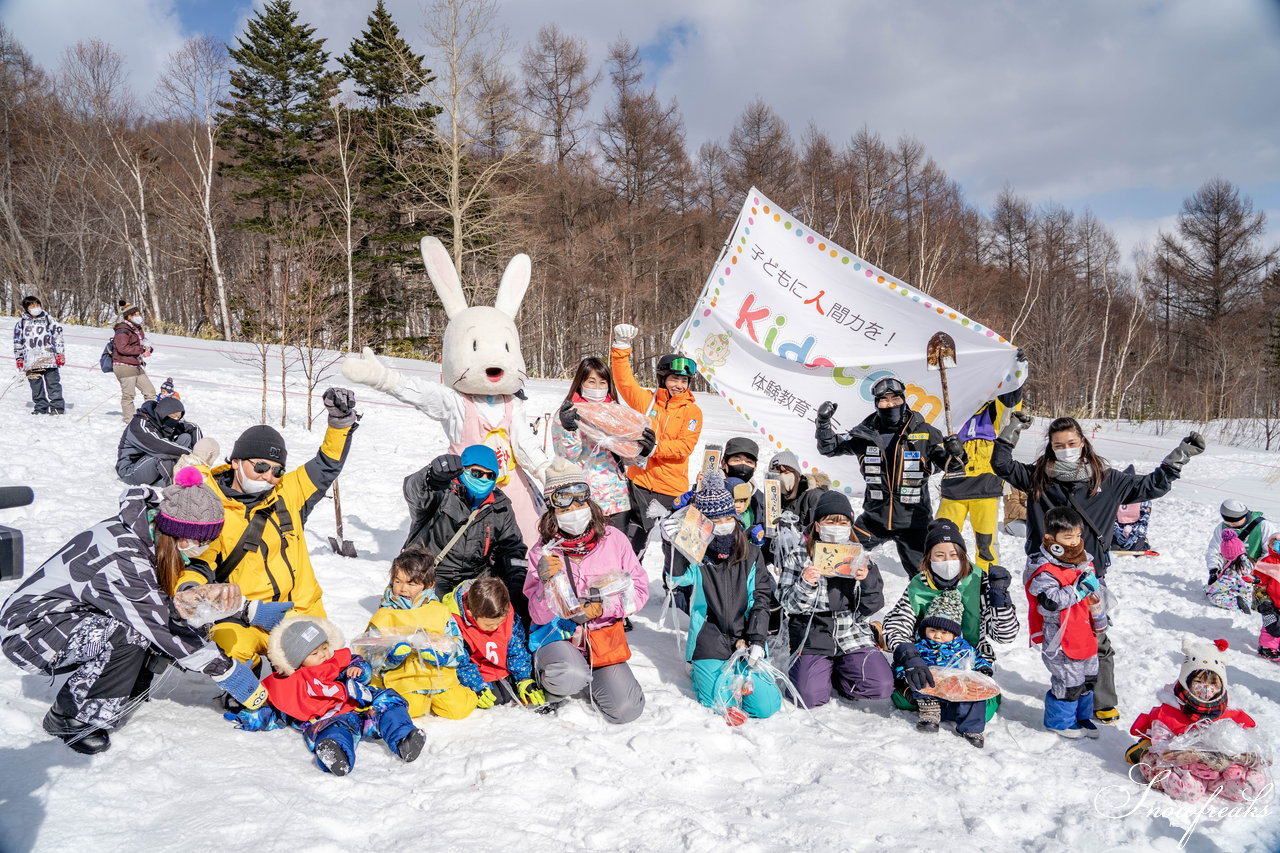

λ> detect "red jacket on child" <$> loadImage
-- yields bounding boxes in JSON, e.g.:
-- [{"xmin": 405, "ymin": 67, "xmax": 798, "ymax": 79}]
[
  {"xmin": 263, "ymin": 648, "xmax": 362, "ymax": 722},
  {"xmin": 1130, "ymin": 691, "xmax": 1256, "ymax": 739}
]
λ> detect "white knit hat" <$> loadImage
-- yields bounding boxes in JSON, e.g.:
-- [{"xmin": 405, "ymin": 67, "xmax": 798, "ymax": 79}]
[
  {"xmin": 1178, "ymin": 636, "xmax": 1230, "ymax": 693},
  {"xmin": 542, "ymin": 456, "xmax": 587, "ymax": 496}
]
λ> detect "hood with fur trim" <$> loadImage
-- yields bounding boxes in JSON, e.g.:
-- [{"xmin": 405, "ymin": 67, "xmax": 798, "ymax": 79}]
[{"xmin": 266, "ymin": 615, "xmax": 345, "ymax": 676}]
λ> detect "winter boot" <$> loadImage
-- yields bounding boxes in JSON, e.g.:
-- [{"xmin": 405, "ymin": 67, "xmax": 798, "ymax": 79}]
[
  {"xmin": 43, "ymin": 707, "xmax": 111, "ymax": 754},
  {"xmin": 870, "ymin": 621, "xmax": 886, "ymax": 651},
  {"xmin": 315, "ymin": 739, "xmax": 351, "ymax": 776},
  {"xmin": 396, "ymin": 729, "xmax": 425, "ymax": 763},
  {"xmin": 1045, "ymin": 690, "xmax": 1098, "ymax": 737},
  {"xmin": 916, "ymin": 697, "xmax": 941, "ymax": 734},
  {"xmin": 962, "ymin": 732, "xmax": 985, "ymax": 749}
]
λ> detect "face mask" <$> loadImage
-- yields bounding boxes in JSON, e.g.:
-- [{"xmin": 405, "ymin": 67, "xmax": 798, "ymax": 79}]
[
  {"xmin": 726, "ymin": 463, "xmax": 755, "ymax": 482},
  {"xmin": 130, "ymin": 314, "xmax": 143, "ymax": 325},
  {"xmin": 580, "ymin": 387, "xmax": 608, "ymax": 403},
  {"xmin": 237, "ymin": 463, "xmax": 273, "ymax": 494},
  {"xmin": 28, "ymin": 306, "xmax": 42, "ymax": 316},
  {"xmin": 817, "ymin": 524, "xmax": 851, "ymax": 544},
  {"xmin": 712, "ymin": 520, "xmax": 738, "ymax": 536},
  {"xmin": 777, "ymin": 471, "xmax": 798, "ymax": 491},
  {"xmin": 1189, "ymin": 678, "xmax": 1221, "ymax": 702},
  {"xmin": 931, "ymin": 559, "xmax": 962, "ymax": 581},
  {"xmin": 460, "ymin": 470, "xmax": 497, "ymax": 503},
  {"xmin": 875, "ymin": 404, "xmax": 905, "ymax": 429},
  {"xmin": 178, "ymin": 540, "xmax": 208, "ymax": 558},
  {"xmin": 1054, "ymin": 447, "xmax": 1082, "ymax": 465},
  {"xmin": 557, "ymin": 507, "xmax": 592, "ymax": 536}
]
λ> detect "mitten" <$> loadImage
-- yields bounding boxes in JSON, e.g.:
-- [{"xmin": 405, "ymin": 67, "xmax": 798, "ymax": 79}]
[
  {"xmin": 244, "ymin": 599, "xmax": 294, "ymax": 629},
  {"xmin": 986, "ymin": 565, "xmax": 1013, "ymax": 609},
  {"xmin": 611, "ymin": 323, "xmax": 638, "ymax": 349},
  {"xmin": 385, "ymin": 642, "xmax": 413, "ymax": 668},
  {"xmin": 213, "ymin": 660, "xmax": 268, "ymax": 710},
  {"xmin": 515, "ymin": 679, "xmax": 546, "ymax": 706},
  {"xmin": 55, "ymin": 354, "xmax": 65, "ymax": 367},
  {"xmin": 1075, "ymin": 572, "xmax": 1101, "ymax": 599},
  {"xmin": 748, "ymin": 524, "xmax": 765, "ymax": 546},
  {"xmin": 475, "ymin": 687, "xmax": 497, "ymax": 709},
  {"xmin": 322, "ymin": 387, "xmax": 359, "ymax": 428},
  {"xmin": 557, "ymin": 399, "xmax": 579, "ymax": 432},
  {"xmin": 1161, "ymin": 432, "xmax": 1206, "ymax": 474},
  {"xmin": 999, "ymin": 410, "xmax": 1032, "ymax": 445},
  {"xmin": 340, "ymin": 346, "xmax": 403, "ymax": 393}
]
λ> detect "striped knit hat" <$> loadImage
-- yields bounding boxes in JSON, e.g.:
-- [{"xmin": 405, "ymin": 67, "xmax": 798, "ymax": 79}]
[
  {"xmin": 156, "ymin": 467, "xmax": 225, "ymax": 542},
  {"xmin": 694, "ymin": 469, "xmax": 736, "ymax": 519}
]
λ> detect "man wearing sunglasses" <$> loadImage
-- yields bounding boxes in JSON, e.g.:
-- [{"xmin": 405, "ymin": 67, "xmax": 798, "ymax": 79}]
[
  {"xmin": 403, "ymin": 445, "xmax": 530, "ymax": 621},
  {"xmin": 611, "ymin": 323, "xmax": 705, "ymax": 554},
  {"xmin": 178, "ymin": 387, "xmax": 361, "ymax": 672}
]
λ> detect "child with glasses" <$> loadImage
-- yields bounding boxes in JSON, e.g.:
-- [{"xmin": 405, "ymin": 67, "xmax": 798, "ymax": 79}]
[
  {"xmin": 402, "ymin": 444, "xmax": 530, "ymax": 619},
  {"xmin": 523, "ymin": 458, "xmax": 649, "ymax": 723}
]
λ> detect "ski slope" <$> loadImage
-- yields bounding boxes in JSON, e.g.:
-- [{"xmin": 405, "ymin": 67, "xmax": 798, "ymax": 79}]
[{"xmin": 0, "ymin": 321, "xmax": 1276, "ymax": 853}]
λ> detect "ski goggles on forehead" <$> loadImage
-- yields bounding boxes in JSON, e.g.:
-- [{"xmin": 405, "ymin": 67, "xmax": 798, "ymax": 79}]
[
  {"xmin": 548, "ymin": 483, "xmax": 591, "ymax": 509},
  {"xmin": 246, "ymin": 461, "xmax": 285, "ymax": 478},
  {"xmin": 667, "ymin": 357, "xmax": 696, "ymax": 376},
  {"xmin": 464, "ymin": 467, "xmax": 497, "ymax": 482}
]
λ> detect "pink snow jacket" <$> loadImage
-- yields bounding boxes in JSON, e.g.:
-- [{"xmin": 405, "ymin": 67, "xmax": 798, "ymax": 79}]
[{"xmin": 524, "ymin": 526, "xmax": 650, "ymax": 631}]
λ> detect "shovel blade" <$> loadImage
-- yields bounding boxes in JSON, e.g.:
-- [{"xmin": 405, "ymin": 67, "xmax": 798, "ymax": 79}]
[
  {"xmin": 328, "ymin": 536, "xmax": 358, "ymax": 558},
  {"xmin": 926, "ymin": 331, "xmax": 957, "ymax": 371}
]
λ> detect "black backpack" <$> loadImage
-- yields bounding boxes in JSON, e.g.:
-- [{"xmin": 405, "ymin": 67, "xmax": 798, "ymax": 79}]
[{"xmin": 99, "ymin": 340, "xmax": 114, "ymax": 372}]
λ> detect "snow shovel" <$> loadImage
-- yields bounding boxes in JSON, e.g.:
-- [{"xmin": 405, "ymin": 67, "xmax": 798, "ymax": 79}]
[
  {"xmin": 328, "ymin": 479, "xmax": 357, "ymax": 558},
  {"xmin": 926, "ymin": 331, "xmax": 963, "ymax": 473}
]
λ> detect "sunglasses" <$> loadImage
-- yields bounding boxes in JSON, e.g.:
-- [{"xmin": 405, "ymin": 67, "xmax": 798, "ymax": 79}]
[
  {"xmin": 667, "ymin": 357, "xmax": 697, "ymax": 376},
  {"xmin": 464, "ymin": 467, "xmax": 497, "ymax": 482},
  {"xmin": 246, "ymin": 461, "xmax": 285, "ymax": 478},
  {"xmin": 548, "ymin": 483, "xmax": 591, "ymax": 509}
]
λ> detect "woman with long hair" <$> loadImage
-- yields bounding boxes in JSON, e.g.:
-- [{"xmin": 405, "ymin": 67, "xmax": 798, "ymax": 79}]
[{"xmin": 991, "ymin": 412, "xmax": 1205, "ymax": 723}]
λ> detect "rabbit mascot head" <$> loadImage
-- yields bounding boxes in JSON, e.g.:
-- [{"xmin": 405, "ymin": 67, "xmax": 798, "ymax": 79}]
[{"xmin": 421, "ymin": 236, "xmax": 530, "ymax": 397}]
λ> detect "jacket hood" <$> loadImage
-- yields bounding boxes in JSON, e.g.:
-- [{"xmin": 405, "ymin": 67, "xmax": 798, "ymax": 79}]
[
  {"xmin": 117, "ymin": 485, "xmax": 162, "ymax": 541},
  {"xmin": 266, "ymin": 615, "xmax": 345, "ymax": 676}
]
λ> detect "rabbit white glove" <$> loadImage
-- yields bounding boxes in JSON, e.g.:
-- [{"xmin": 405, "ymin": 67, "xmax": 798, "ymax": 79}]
[
  {"xmin": 612, "ymin": 323, "xmax": 638, "ymax": 350},
  {"xmin": 341, "ymin": 347, "xmax": 403, "ymax": 394}
]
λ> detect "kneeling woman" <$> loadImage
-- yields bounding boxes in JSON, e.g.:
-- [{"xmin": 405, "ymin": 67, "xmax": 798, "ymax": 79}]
[
  {"xmin": 0, "ymin": 469, "xmax": 266, "ymax": 753},
  {"xmin": 671, "ymin": 472, "xmax": 782, "ymax": 719},
  {"xmin": 775, "ymin": 490, "xmax": 894, "ymax": 707},
  {"xmin": 524, "ymin": 458, "xmax": 649, "ymax": 723}
]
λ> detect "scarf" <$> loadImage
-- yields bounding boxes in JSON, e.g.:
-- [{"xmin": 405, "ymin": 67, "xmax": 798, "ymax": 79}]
[
  {"xmin": 709, "ymin": 534, "xmax": 736, "ymax": 559},
  {"xmin": 379, "ymin": 586, "xmax": 438, "ymax": 611},
  {"xmin": 558, "ymin": 528, "xmax": 599, "ymax": 559},
  {"xmin": 1173, "ymin": 681, "xmax": 1227, "ymax": 722},
  {"xmin": 1051, "ymin": 459, "xmax": 1093, "ymax": 483}
]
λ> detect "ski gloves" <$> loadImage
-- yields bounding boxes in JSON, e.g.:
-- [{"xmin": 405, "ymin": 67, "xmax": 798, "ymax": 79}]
[
  {"xmin": 999, "ymin": 410, "xmax": 1033, "ymax": 446},
  {"xmin": 558, "ymin": 400, "xmax": 580, "ymax": 432},
  {"xmin": 611, "ymin": 324, "xmax": 638, "ymax": 350},
  {"xmin": 1161, "ymin": 432, "xmax": 1206, "ymax": 474},
  {"xmin": 815, "ymin": 401, "xmax": 840, "ymax": 456},
  {"xmin": 1075, "ymin": 572, "xmax": 1101, "ymax": 600},
  {"xmin": 323, "ymin": 387, "xmax": 359, "ymax": 429},
  {"xmin": 893, "ymin": 643, "xmax": 935, "ymax": 692},
  {"xmin": 986, "ymin": 565, "xmax": 1013, "ymax": 609},
  {"xmin": 426, "ymin": 453, "xmax": 464, "ymax": 488}
]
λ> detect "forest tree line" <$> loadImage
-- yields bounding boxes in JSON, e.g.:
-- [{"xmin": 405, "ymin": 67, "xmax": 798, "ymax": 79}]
[{"xmin": 0, "ymin": 0, "xmax": 1276, "ymax": 428}]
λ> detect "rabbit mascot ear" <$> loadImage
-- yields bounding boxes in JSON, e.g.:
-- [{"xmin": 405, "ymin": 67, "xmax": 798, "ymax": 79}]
[{"xmin": 421, "ymin": 236, "xmax": 531, "ymax": 397}]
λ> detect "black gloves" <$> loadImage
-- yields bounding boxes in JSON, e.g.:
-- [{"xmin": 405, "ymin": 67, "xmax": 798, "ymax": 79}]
[
  {"xmin": 426, "ymin": 453, "xmax": 463, "ymax": 487},
  {"xmin": 893, "ymin": 643, "xmax": 935, "ymax": 692},
  {"xmin": 636, "ymin": 427, "xmax": 656, "ymax": 457},
  {"xmin": 815, "ymin": 401, "xmax": 839, "ymax": 456},
  {"xmin": 558, "ymin": 399, "xmax": 580, "ymax": 432},
  {"xmin": 999, "ymin": 410, "xmax": 1032, "ymax": 446},
  {"xmin": 1161, "ymin": 432, "xmax": 1206, "ymax": 474},
  {"xmin": 323, "ymin": 387, "xmax": 359, "ymax": 429},
  {"xmin": 986, "ymin": 565, "xmax": 1013, "ymax": 609}
]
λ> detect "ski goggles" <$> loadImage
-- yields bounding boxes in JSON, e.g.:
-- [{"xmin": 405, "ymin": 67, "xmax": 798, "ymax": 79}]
[
  {"xmin": 548, "ymin": 483, "xmax": 591, "ymax": 509},
  {"xmin": 666, "ymin": 357, "xmax": 697, "ymax": 377},
  {"xmin": 464, "ymin": 466, "xmax": 497, "ymax": 482},
  {"xmin": 246, "ymin": 461, "xmax": 286, "ymax": 478}
]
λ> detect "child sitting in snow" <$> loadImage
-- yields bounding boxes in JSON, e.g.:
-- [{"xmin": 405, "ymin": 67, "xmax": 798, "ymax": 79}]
[
  {"xmin": 1112, "ymin": 500, "xmax": 1151, "ymax": 552},
  {"xmin": 1252, "ymin": 534, "xmax": 1280, "ymax": 661},
  {"xmin": 1023, "ymin": 506, "xmax": 1106, "ymax": 739},
  {"xmin": 1125, "ymin": 638, "xmax": 1264, "ymax": 802},
  {"xmin": 226, "ymin": 615, "xmax": 425, "ymax": 776},
  {"xmin": 1205, "ymin": 529, "xmax": 1257, "ymax": 613},
  {"xmin": 366, "ymin": 547, "xmax": 476, "ymax": 719},
  {"xmin": 446, "ymin": 576, "xmax": 546, "ymax": 708},
  {"xmin": 903, "ymin": 588, "xmax": 992, "ymax": 749}
]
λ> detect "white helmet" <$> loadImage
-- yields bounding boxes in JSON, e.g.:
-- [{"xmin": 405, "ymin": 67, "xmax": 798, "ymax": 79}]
[{"xmin": 1219, "ymin": 499, "xmax": 1248, "ymax": 522}]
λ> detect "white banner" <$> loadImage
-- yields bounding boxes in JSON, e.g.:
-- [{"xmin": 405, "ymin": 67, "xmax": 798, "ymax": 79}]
[{"xmin": 673, "ymin": 188, "xmax": 1026, "ymax": 498}]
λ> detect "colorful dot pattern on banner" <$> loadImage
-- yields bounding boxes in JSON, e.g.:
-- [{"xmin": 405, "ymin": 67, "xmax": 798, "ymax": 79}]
[{"xmin": 683, "ymin": 195, "xmax": 1015, "ymax": 493}]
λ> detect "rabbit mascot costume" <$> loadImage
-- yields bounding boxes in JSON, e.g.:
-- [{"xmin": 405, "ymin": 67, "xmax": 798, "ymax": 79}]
[{"xmin": 342, "ymin": 237, "xmax": 550, "ymax": 542}]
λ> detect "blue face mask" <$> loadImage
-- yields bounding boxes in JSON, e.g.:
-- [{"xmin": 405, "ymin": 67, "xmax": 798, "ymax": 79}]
[
  {"xmin": 1271, "ymin": 541, "xmax": 1280, "ymax": 556},
  {"xmin": 460, "ymin": 470, "xmax": 497, "ymax": 504}
]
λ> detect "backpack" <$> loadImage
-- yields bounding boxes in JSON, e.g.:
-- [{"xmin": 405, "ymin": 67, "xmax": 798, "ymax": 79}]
[{"xmin": 99, "ymin": 340, "xmax": 114, "ymax": 373}]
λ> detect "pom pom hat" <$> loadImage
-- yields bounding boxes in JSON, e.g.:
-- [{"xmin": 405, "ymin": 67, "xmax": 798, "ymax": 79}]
[
  {"xmin": 155, "ymin": 467, "xmax": 225, "ymax": 542},
  {"xmin": 1177, "ymin": 636, "xmax": 1231, "ymax": 695},
  {"xmin": 1220, "ymin": 529, "xmax": 1246, "ymax": 563},
  {"xmin": 694, "ymin": 469, "xmax": 735, "ymax": 520}
]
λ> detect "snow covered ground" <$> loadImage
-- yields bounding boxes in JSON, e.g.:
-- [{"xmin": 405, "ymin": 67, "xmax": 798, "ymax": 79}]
[{"xmin": 0, "ymin": 321, "xmax": 1276, "ymax": 853}]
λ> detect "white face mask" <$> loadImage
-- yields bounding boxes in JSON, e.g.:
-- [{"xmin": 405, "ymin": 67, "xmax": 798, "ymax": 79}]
[
  {"xmin": 817, "ymin": 524, "xmax": 851, "ymax": 544},
  {"xmin": 237, "ymin": 462, "xmax": 273, "ymax": 494},
  {"xmin": 28, "ymin": 306, "xmax": 42, "ymax": 316},
  {"xmin": 778, "ymin": 471, "xmax": 797, "ymax": 491},
  {"xmin": 1054, "ymin": 447, "xmax": 1082, "ymax": 465},
  {"xmin": 712, "ymin": 520, "xmax": 738, "ymax": 536},
  {"xmin": 580, "ymin": 387, "xmax": 608, "ymax": 403},
  {"xmin": 130, "ymin": 314, "xmax": 143, "ymax": 324},
  {"xmin": 557, "ymin": 507, "xmax": 592, "ymax": 536},
  {"xmin": 931, "ymin": 559, "xmax": 962, "ymax": 581},
  {"xmin": 177, "ymin": 540, "xmax": 208, "ymax": 558}
]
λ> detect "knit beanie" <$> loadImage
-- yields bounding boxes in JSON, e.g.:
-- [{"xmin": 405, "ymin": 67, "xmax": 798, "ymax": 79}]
[
  {"xmin": 1220, "ymin": 499, "xmax": 1249, "ymax": 523},
  {"xmin": 1177, "ymin": 637, "xmax": 1230, "ymax": 696},
  {"xmin": 543, "ymin": 456, "xmax": 587, "ymax": 495},
  {"xmin": 813, "ymin": 490, "xmax": 854, "ymax": 524},
  {"xmin": 159, "ymin": 377, "xmax": 176, "ymax": 398},
  {"xmin": 278, "ymin": 618, "xmax": 329, "ymax": 672},
  {"xmin": 724, "ymin": 437, "xmax": 759, "ymax": 462},
  {"xmin": 924, "ymin": 518, "xmax": 966, "ymax": 555},
  {"xmin": 694, "ymin": 469, "xmax": 736, "ymax": 519},
  {"xmin": 121, "ymin": 304, "xmax": 141, "ymax": 319},
  {"xmin": 154, "ymin": 396, "xmax": 184, "ymax": 420},
  {"xmin": 230, "ymin": 424, "xmax": 287, "ymax": 466},
  {"xmin": 920, "ymin": 588, "xmax": 965, "ymax": 638},
  {"xmin": 156, "ymin": 467, "xmax": 225, "ymax": 541},
  {"xmin": 768, "ymin": 450, "xmax": 800, "ymax": 474},
  {"xmin": 1220, "ymin": 528, "xmax": 1246, "ymax": 563}
]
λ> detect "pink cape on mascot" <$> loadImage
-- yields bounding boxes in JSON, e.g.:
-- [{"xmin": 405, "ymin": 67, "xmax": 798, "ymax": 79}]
[{"xmin": 341, "ymin": 236, "xmax": 550, "ymax": 543}]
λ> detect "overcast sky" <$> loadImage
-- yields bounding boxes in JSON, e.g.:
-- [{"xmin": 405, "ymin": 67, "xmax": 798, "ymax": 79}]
[{"xmin": 4, "ymin": 0, "xmax": 1278, "ymax": 262}]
